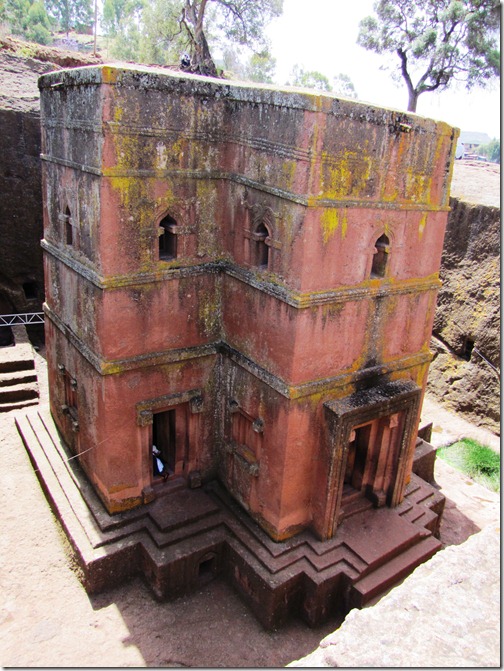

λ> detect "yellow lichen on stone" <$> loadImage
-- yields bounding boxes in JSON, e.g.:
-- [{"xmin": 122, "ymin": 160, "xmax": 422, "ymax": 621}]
[
  {"xmin": 322, "ymin": 150, "xmax": 372, "ymax": 201},
  {"xmin": 102, "ymin": 66, "xmax": 119, "ymax": 85},
  {"xmin": 405, "ymin": 167, "xmax": 432, "ymax": 204},
  {"xmin": 195, "ymin": 180, "xmax": 219, "ymax": 258},
  {"xmin": 321, "ymin": 208, "xmax": 347, "ymax": 244},
  {"xmin": 282, "ymin": 160, "xmax": 297, "ymax": 190},
  {"xmin": 418, "ymin": 212, "xmax": 428, "ymax": 239}
]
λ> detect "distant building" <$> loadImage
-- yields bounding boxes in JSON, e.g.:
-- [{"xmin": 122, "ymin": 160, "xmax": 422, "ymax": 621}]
[{"xmin": 459, "ymin": 130, "xmax": 492, "ymax": 153}]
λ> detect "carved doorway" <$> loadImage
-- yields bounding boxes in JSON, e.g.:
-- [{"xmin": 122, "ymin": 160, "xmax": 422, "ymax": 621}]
[
  {"xmin": 152, "ymin": 404, "xmax": 189, "ymax": 479},
  {"xmin": 321, "ymin": 380, "xmax": 422, "ymax": 540},
  {"xmin": 341, "ymin": 413, "xmax": 404, "ymax": 517}
]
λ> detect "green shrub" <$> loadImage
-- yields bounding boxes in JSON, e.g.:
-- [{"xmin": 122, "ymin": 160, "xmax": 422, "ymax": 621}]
[{"xmin": 437, "ymin": 438, "xmax": 500, "ymax": 492}]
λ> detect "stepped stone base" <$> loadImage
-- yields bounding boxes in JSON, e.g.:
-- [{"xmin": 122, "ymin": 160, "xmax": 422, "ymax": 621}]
[
  {"xmin": 0, "ymin": 325, "xmax": 39, "ymax": 412},
  {"xmin": 16, "ymin": 407, "xmax": 445, "ymax": 629}
]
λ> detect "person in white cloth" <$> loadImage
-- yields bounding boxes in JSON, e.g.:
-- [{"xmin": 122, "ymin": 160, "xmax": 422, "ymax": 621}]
[{"xmin": 152, "ymin": 445, "xmax": 169, "ymax": 481}]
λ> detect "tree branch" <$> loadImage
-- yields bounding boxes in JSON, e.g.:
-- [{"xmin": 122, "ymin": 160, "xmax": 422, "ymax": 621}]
[{"xmin": 397, "ymin": 47, "xmax": 414, "ymax": 94}]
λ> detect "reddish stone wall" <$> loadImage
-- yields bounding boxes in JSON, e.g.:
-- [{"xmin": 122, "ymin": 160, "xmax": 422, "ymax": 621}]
[{"xmin": 40, "ymin": 65, "xmax": 456, "ymax": 539}]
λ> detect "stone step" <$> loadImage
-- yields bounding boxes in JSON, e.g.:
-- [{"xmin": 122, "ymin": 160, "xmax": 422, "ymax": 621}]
[
  {"xmin": 404, "ymin": 480, "xmax": 437, "ymax": 505},
  {"xmin": 16, "ymin": 406, "xmax": 446, "ymax": 630},
  {"xmin": 348, "ymin": 536, "xmax": 441, "ymax": 609},
  {"xmin": 401, "ymin": 507, "xmax": 440, "ymax": 535},
  {"xmin": 0, "ymin": 398, "xmax": 39, "ymax": 413},
  {"xmin": 151, "ymin": 475, "xmax": 187, "ymax": 499},
  {"xmin": 0, "ymin": 347, "xmax": 35, "ymax": 373},
  {"xmin": 339, "ymin": 495, "xmax": 374, "ymax": 522},
  {"xmin": 341, "ymin": 484, "xmax": 362, "ymax": 504},
  {"xmin": 0, "ymin": 382, "xmax": 39, "ymax": 403},
  {"xmin": 0, "ymin": 370, "xmax": 38, "ymax": 387}
]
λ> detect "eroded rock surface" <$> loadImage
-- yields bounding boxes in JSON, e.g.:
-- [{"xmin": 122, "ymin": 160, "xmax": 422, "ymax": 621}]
[
  {"xmin": 289, "ymin": 522, "xmax": 500, "ymax": 668},
  {"xmin": 0, "ymin": 40, "xmax": 100, "ymax": 325},
  {"xmin": 428, "ymin": 182, "xmax": 500, "ymax": 433}
]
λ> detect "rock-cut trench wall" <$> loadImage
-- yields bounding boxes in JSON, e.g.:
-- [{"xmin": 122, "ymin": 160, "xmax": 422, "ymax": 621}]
[
  {"xmin": 0, "ymin": 42, "xmax": 100, "ymax": 345},
  {"xmin": 0, "ymin": 51, "xmax": 56, "ymax": 344},
  {"xmin": 427, "ymin": 196, "xmax": 500, "ymax": 434}
]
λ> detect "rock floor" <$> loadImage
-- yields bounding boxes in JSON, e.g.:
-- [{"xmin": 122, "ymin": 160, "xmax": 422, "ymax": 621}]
[{"xmin": 0, "ymin": 351, "xmax": 500, "ymax": 667}]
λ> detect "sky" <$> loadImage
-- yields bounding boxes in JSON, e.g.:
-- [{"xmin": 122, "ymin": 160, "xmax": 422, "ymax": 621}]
[{"xmin": 265, "ymin": 0, "xmax": 500, "ymax": 139}]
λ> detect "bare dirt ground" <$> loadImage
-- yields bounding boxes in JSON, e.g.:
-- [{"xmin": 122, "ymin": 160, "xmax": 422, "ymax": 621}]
[
  {"xmin": 450, "ymin": 159, "xmax": 500, "ymax": 208},
  {"xmin": 0, "ymin": 351, "xmax": 500, "ymax": 667}
]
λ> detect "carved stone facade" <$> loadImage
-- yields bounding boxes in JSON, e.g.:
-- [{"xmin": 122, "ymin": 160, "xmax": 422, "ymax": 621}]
[{"xmin": 39, "ymin": 65, "xmax": 456, "ymax": 547}]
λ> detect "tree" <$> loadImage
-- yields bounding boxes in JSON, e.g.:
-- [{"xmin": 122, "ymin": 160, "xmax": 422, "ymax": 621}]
[
  {"xmin": 3, "ymin": 0, "xmax": 53, "ymax": 44},
  {"xmin": 244, "ymin": 48, "xmax": 276, "ymax": 83},
  {"xmin": 287, "ymin": 66, "xmax": 358, "ymax": 99},
  {"xmin": 45, "ymin": 0, "xmax": 93, "ymax": 35},
  {"xmin": 104, "ymin": 0, "xmax": 283, "ymax": 75},
  {"xmin": 477, "ymin": 138, "xmax": 500, "ymax": 163},
  {"xmin": 287, "ymin": 65, "xmax": 332, "ymax": 91},
  {"xmin": 358, "ymin": 0, "xmax": 500, "ymax": 112},
  {"xmin": 102, "ymin": 0, "xmax": 143, "ymax": 36},
  {"xmin": 26, "ymin": 0, "xmax": 52, "ymax": 43},
  {"xmin": 332, "ymin": 73, "xmax": 358, "ymax": 99},
  {"xmin": 178, "ymin": 0, "xmax": 283, "ymax": 76}
]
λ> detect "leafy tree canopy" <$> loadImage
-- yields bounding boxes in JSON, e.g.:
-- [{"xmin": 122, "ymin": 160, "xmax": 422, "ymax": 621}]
[
  {"xmin": 287, "ymin": 65, "xmax": 358, "ymax": 98},
  {"xmin": 185, "ymin": 0, "xmax": 282, "ymax": 75},
  {"xmin": 287, "ymin": 65, "xmax": 332, "ymax": 91},
  {"xmin": 218, "ymin": 45, "xmax": 276, "ymax": 82},
  {"xmin": 244, "ymin": 48, "xmax": 276, "ymax": 83},
  {"xmin": 45, "ymin": 0, "xmax": 93, "ymax": 35},
  {"xmin": 102, "ymin": 0, "xmax": 143, "ymax": 37},
  {"xmin": 104, "ymin": 0, "xmax": 283, "ymax": 76},
  {"xmin": 477, "ymin": 138, "xmax": 500, "ymax": 163},
  {"xmin": 358, "ymin": 0, "xmax": 500, "ymax": 111},
  {"xmin": 332, "ymin": 73, "xmax": 358, "ymax": 99},
  {"xmin": 3, "ymin": 0, "xmax": 53, "ymax": 44}
]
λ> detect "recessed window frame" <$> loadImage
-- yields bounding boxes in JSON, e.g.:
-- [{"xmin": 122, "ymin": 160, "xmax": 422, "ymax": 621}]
[
  {"xmin": 64, "ymin": 206, "xmax": 73, "ymax": 246},
  {"xmin": 252, "ymin": 222, "xmax": 270, "ymax": 270},
  {"xmin": 158, "ymin": 214, "xmax": 178, "ymax": 261},
  {"xmin": 371, "ymin": 233, "xmax": 390, "ymax": 278}
]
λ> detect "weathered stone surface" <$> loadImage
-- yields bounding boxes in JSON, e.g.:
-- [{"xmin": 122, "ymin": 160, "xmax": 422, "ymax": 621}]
[
  {"xmin": 428, "ymin": 194, "xmax": 500, "ymax": 433},
  {"xmin": 0, "ymin": 42, "xmax": 101, "ymax": 336},
  {"xmin": 31, "ymin": 64, "xmax": 458, "ymax": 625},
  {"xmin": 0, "ymin": 51, "xmax": 55, "ymax": 320},
  {"xmin": 39, "ymin": 64, "xmax": 455, "ymax": 534},
  {"xmin": 16, "ymin": 405, "xmax": 445, "ymax": 629},
  {"xmin": 289, "ymin": 523, "xmax": 500, "ymax": 668}
]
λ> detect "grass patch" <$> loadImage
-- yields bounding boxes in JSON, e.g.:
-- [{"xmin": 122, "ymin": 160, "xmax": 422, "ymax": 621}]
[{"xmin": 437, "ymin": 438, "xmax": 500, "ymax": 492}]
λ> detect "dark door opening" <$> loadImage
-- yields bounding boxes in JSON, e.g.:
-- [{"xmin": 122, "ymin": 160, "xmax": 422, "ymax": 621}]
[
  {"xmin": 153, "ymin": 409, "xmax": 177, "ymax": 474},
  {"xmin": 345, "ymin": 423, "xmax": 372, "ymax": 492}
]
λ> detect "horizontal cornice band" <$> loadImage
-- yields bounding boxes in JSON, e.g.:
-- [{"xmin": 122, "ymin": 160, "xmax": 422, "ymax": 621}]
[
  {"xmin": 44, "ymin": 304, "xmax": 218, "ymax": 375},
  {"xmin": 44, "ymin": 303, "xmax": 432, "ymax": 399},
  {"xmin": 40, "ymin": 154, "xmax": 450, "ymax": 213},
  {"xmin": 41, "ymin": 239, "xmax": 441, "ymax": 308}
]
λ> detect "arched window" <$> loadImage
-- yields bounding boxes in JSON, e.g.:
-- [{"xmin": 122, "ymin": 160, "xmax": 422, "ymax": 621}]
[
  {"xmin": 159, "ymin": 214, "xmax": 177, "ymax": 261},
  {"xmin": 64, "ymin": 207, "xmax": 73, "ymax": 246},
  {"xmin": 252, "ymin": 222, "xmax": 270, "ymax": 269},
  {"xmin": 371, "ymin": 234, "xmax": 389, "ymax": 278}
]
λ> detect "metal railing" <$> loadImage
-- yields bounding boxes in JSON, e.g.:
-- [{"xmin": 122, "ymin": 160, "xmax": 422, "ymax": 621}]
[{"xmin": 0, "ymin": 313, "xmax": 45, "ymax": 326}]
